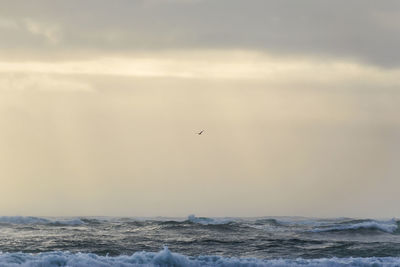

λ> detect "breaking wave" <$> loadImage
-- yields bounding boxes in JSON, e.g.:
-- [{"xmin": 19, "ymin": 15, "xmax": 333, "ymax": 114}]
[
  {"xmin": 0, "ymin": 216, "xmax": 85, "ymax": 226},
  {"xmin": 312, "ymin": 219, "xmax": 399, "ymax": 234},
  {"xmin": 1, "ymin": 247, "xmax": 400, "ymax": 266}
]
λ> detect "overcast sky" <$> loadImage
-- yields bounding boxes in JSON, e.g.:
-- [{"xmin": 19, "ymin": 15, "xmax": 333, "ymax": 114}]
[{"xmin": 1, "ymin": 0, "xmax": 399, "ymax": 217}]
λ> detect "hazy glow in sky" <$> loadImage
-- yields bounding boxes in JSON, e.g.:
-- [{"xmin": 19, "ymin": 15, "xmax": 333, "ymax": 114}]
[{"xmin": 1, "ymin": 0, "xmax": 400, "ymax": 217}]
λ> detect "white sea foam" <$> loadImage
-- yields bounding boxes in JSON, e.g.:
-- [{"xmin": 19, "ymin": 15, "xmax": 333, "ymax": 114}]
[
  {"xmin": 312, "ymin": 219, "xmax": 398, "ymax": 233},
  {"xmin": 1, "ymin": 247, "xmax": 400, "ymax": 266},
  {"xmin": 0, "ymin": 216, "xmax": 84, "ymax": 226}
]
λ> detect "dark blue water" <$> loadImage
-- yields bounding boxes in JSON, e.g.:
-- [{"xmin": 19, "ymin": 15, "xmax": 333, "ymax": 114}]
[{"xmin": 1, "ymin": 215, "xmax": 400, "ymax": 266}]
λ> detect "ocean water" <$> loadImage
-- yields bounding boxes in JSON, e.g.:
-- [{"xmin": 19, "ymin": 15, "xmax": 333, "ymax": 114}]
[{"xmin": 1, "ymin": 215, "xmax": 400, "ymax": 266}]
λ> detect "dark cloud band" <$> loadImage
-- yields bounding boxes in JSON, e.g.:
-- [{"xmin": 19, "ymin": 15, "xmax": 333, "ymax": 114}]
[{"xmin": 1, "ymin": 0, "xmax": 400, "ymax": 67}]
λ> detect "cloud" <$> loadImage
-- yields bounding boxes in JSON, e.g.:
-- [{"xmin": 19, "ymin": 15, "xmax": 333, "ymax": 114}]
[
  {"xmin": 0, "ymin": 50, "xmax": 400, "ymax": 88},
  {"xmin": 0, "ymin": 74, "xmax": 93, "ymax": 92},
  {"xmin": 23, "ymin": 18, "xmax": 62, "ymax": 44},
  {"xmin": 1, "ymin": 0, "xmax": 400, "ymax": 67},
  {"xmin": 0, "ymin": 16, "xmax": 62, "ymax": 46}
]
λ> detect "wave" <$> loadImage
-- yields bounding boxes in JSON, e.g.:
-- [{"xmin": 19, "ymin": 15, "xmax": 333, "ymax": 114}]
[
  {"xmin": 311, "ymin": 219, "xmax": 398, "ymax": 234},
  {"xmin": 187, "ymin": 215, "xmax": 235, "ymax": 225},
  {"xmin": 254, "ymin": 218, "xmax": 281, "ymax": 226},
  {"xmin": 0, "ymin": 216, "xmax": 85, "ymax": 226},
  {"xmin": 1, "ymin": 247, "xmax": 400, "ymax": 266}
]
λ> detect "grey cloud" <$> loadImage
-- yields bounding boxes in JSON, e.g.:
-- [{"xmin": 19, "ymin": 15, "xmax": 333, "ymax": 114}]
[{"xmin": 1, "ymin": 0, "xmax": 400, "ymax": 66}]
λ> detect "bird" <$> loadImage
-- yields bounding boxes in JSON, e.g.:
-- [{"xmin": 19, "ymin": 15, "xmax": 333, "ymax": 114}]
[{"xmin": 197, "ymin": 130, "xmax": 204, "ymax": 135}]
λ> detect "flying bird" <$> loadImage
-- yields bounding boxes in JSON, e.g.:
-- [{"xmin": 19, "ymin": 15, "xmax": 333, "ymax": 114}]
[{"xmin": 197, "ymin": 130, "xmax": 204, "ymax": 135}]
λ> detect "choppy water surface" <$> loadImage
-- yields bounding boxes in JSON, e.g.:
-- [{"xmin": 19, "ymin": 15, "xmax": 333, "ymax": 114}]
[{"xmin": 1, "ymin": 215, "xmax": 400, "ymax": 266}]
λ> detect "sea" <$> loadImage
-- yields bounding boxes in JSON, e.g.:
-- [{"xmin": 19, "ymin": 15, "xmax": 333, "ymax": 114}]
[{"xmin": 0, "ymin": 215, "xmax": 400, "ymax": 266}]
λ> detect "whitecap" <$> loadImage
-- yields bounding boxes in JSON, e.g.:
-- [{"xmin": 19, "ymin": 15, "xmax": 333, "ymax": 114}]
[
  {"xmin": 1, "ymin": 247, "xmax": 400, "ymax": 266},
  {"xmin": 312, "ymin": 219, "xmax": 398, "ymax": 233}
]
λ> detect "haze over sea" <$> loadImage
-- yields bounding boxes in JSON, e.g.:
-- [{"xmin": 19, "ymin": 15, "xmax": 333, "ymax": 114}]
[{"xmin": 0, "ymin": 215, "xmax": 400, "ymax": 266}]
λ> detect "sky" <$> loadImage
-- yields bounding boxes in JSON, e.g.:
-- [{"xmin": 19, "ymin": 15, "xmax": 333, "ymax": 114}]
[{"xmin": 0, "ymin": 0, "xmax": 400, "ymax": 217}]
